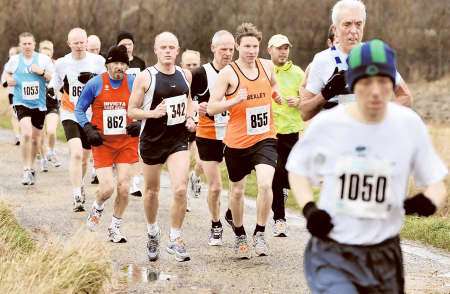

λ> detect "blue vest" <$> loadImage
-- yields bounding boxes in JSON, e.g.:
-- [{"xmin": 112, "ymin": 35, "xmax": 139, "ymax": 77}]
[{"xmin": 13, "ymin": 53, "xmax": 47, "ymax": 110}]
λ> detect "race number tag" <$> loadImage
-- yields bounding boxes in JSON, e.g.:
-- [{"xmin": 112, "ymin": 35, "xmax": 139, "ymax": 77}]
[
  {"xmin": 126, "ymin": 68, "xmax": 141, "ymax": 76},
  {"xmin": 192, "ymin": 100, "xmax": 199, "ymax": 123},
  {"xmin": 103, "ymin": 108, "xmax": 127, "ymax": 135},
  {"xmin": 69, "ymin": 78, "xmax": 84, "ymax": 104},
  {"xmin": 338, "ymin": 94, "xmax": 356, "ymax": 104},
  {"xmin": 214, "ymin": 111, "xmax": 229, "ymax": 127},
  {"xmin": 22, "ymin": 81, "xmax": 39, "ymax": 100},
  {"xmin": 334, "ymin": 155, "xmax": 393, "ymax": 219},
  {"xmin": 165, "ymin": 94, "xmax": 187, "ymax": 126},
  {"xmin": 246, "ymin": 105, "xmax": 270, "ymax": 135}
]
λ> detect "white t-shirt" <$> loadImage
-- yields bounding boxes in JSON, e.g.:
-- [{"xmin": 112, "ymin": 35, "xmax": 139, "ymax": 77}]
[
  {"xmin": 4, "ymin": 53, "xmax": 54, "ymax": 76},
  {"xmin": 49, "ymin": 52, "xmax": 105, "ymax": 122},
  {"xmin": 286, "ymin": 103, "xmax": 448, "ymax": 245},
  {"xmin": 306, "ymin": 45, "xmax": 403, "ymax": 103}
]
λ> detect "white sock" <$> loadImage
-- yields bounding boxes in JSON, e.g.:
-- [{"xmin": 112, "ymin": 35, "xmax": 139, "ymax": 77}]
[
  {"xmin": 93, "ymin": 201, "xmax": 104, "ymax": 211},
  {"xmin": 110, "ymin": 216, "xmax": 122, "ymax": 228},
  {"xmin": 169, "ymin": 228, "xmax": 182, "ymax": 241},
  {"xmin": 147, "ymin": 223, "xmax": 159, "ymax": 236},
  {"xmin": 73, "ymin": 187, "xmax": 81, "ymax": 196}
]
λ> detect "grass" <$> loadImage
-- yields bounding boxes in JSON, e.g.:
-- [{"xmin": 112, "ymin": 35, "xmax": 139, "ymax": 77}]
[
  {"xmin": 0, "ymin": 201, "xmax": 110, "ymax": 293},
  {"xmin": 401, "ymin": 216, "xmax": 450, "ymax": 251}
]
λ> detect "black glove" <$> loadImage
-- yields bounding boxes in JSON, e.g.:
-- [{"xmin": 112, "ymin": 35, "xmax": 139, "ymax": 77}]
[
  {"xmin": 303, "ymin": 201, "xmax": 334, "ymax": 239},
  {"xmin": 126, "ymin": 121, "xmax": 141, "ymax": 137},
  {"xmin": 46, "ymin": 88, "xmax": 56, "ymax": 100},
  {"xmin": 404, "ymin": 193, "xmax": 436, "ymax": 217},
  {"xmin": 83, "ymin": 123, "xmax": 103, "ymax": 146},
  {"xmin": 321, "ymin": 67, "xmax": 350, "ymax": 100},
  {"xmin": 78, "ymin": 72, "xmax": 96, "ymax": 84},
  {"xmin": 2, "ymin": 81, "xmax": 7, "ymax": 88}
]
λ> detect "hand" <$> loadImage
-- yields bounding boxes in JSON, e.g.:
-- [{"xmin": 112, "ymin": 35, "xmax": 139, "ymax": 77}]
[
  {"xmin": 185, "ymin": 117, "xmax": 196, "ymax": 132},
  {"xmin": 303, "ymin": 201, "xmax": 334, "ymax": 239},
  {"xmin": 233, "ymin": 88, "xmax": 247, "ymax": 104},
  {"xmin": 78, "ymin": 72, "xmax": 96, "ymax": 84},
  {"xmin": 404, "ymin": 193, "xmax": 436, "ymax": 217},
  {"xmin": 30, "ymin": 64, "xmax": 44, "ymax": 75},
  {"xmin": 6, "ymin": 77, "xmax": 16, "ymax": 86},
  {"xmin": 321, "ymin": 67, "xmax": 350, "ymax": 101},
  {"xmin": 198, "ymin": 102, "xmax": 208, "ymax": 116},
  {"xmin": 151, "ymin": 101, "xmax": 166, "ymax": 118},
  {"xmin": 285, "ymin": 96, "xmax": 300, "ymax": 107},
  {"xmin": 126, "ymin": 121, "xmax": 141, "ymax": 137},
  {"xmin": 272, "ymin": 91, "xmax": 283, "ymax": 105},
  {"xmin": 83, "ymin": 123, "xmax": 103, "ymax": 146}
]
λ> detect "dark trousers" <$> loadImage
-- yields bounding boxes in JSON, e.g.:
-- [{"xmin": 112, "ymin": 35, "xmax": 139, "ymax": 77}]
[{"xmin": 271, "ymin": 132, "xmax": 299, "ymax": 221}]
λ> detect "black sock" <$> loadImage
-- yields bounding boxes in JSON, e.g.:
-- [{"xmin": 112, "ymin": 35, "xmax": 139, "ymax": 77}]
[
  {"xmin": 225, "ymin": 209, "xmax": 232, "ymax": 219},
  {"xmin": 253, "ymin": 224, "xmax": 265, "ymax": 235},
  {"xmin": 234, "ymin": 225, "xmax": 246, "ymax": 236},
  {"xmin": 212, "ymin": 220, "xmax": 222, "ymax": 228}
]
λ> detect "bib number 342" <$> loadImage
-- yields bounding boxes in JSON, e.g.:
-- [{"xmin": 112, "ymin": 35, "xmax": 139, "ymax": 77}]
[{"xmin": 165, "ymin": 94, "xmax": 187, "ymax": 126}]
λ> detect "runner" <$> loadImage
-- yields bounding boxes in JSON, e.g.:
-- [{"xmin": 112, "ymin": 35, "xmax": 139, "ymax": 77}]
[
  {"xmin": 3, "ymin": 32, "xmax": 54, "ymax": 185},
  {"xmin": 207, "ymin": 23, "xmax": 282, "ymax": 258},
  {"xmin": 191, "ymin": 30, "xmax": 235, "ymax": 245},
  {"xmin": 49, "ymin": 27, "xmax": 105, "ymax": 211},
  {"xmin": 1, "ymin": 46, "xmax": 21, "ymax": 146},
  {"xmin": 87, "ymin": 35, "xmax": 102, "ymax": 55},
  {"xmin": 181, "ymin": 49, "xmax": 202, "ymax": 203},
  {"xmin": 267, "ymin": 34, "xmax": 305, "ymax": 237},
  {"xmin": 75, "ymin": 45, "xmax": 139, "ymax": 243},
  {"xmin": 116, "ymin": 30, "xmax": 146, "ymax": 197},
  {"xmin": 287, "ymin": 39, "xmax": 448, "ymax": 293},
  {"xmin": 300, "ymin": 0, "xmax": 412, "ymax": 120},
  {"xmin": 128, "ymin": 32, "xmax": 196, "ymax": 262},
  {"xmin": 38, "ymin": 40, "xmax": 61, "ymax": 172}
]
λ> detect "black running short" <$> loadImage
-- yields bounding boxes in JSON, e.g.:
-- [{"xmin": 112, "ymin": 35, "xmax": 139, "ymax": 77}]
[
  {"xmin": 140, "ymin": 139, "xmax": 189, "ymax": 165},
  {"xmin": 62, "ymin": 120, "xmax": 91, "ymax": 149},
  {"xmin": 196, "ymin": 137, "xmax": 225, "ymax": 162},
  {"xmin": 187, "ymin": 130, "xmax": 196, "ymax": 143},
  {"xmin": 224, "ymin": 138, "xmax": 277, "ymax": 182},
  {"xmin": 13, "ymin": 105, "xmax": 46, "ymax": 130},
  {"xmin": 304, "ymin": 236, "xmax": 404, "ymax": 293}
]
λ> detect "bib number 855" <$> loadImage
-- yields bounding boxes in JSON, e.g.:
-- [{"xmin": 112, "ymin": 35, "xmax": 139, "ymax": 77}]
[{"xmin": 250, "ymin": 112, "xmax": 268, "ymax": 128}]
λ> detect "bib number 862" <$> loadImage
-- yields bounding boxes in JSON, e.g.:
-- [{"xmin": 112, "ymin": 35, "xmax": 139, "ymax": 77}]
[
  {"xmin": 250, "ymin": 112, "xmax": 268, "ymax": 128},
  {"xmin": 107, "ymin": 116, "xmax": 124, "ymax": 129}
]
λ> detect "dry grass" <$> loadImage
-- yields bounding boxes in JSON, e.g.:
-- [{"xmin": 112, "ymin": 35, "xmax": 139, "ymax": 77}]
[{"xmin": 0, "ymin": 201, "xmax": 111, "ymax": 294}]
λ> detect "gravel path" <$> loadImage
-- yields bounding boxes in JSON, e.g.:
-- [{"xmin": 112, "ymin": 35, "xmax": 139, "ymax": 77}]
[{"xmin": 0, "ymin": 129, "xmax": 449, "ymax": 293}]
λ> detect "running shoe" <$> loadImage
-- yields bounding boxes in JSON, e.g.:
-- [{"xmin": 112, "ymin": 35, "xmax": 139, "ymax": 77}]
[
  {"xmin": 47, "ymin": 151, "xmax": 61, "ymax": 168},
  {"xmin": 73, "ymin": 194, "xmax": 85, "ymax": 212},
  {"xmin": 108, "ymin": 225, "xmax": 127, "ymax": 243},
  {"xmin": 81, "ymin": 186, "xmax": 86, "ymax": 204},
  {"xmin": 272, "ymin": 219, "xmax": 288, "ymax": 237},
  {"xmin": 208, "ymin": 226, "xmax": 223, "ymax": 246},
  {"xmin": 29, "ymin": 169, "xmax": 36, "ymax": 185},
  {"xmin": 283, "ymin": 188, "xmax": 289, "ymax": 204},
  {"xmin": 21, "ymin": 169, "xmax": 32, "ymax": 185},
  {"xmin": 87, "ymin": 205, "xmax": 103, "ymax": 231},
  {"xmin": 90, "ymin": 168, "xmax": 99, "ymax": 184},
  {"xmin": 234, "ymin": 235, "xmax": 251, "ymax": 259},
  {"xmin": 40, "ymin": 157, "xmax": 49, "ymax": 172},
  {"xmin": 147, "ymin": 229, "xmax": 161, "ymax": 262},
  {"xmin": 14, "ymin": 136, "xmax": 20, "ymax": 146},
  {"xmin": 253, "ymin": 232, "xmax": 269, "ymax": 256},
  {"xmin": 167, "ymin": 237, "xmax": 190, "ymax": 262},
  {"xmin": 189, "ymin": 172, "xmax": 201, "ymax": 198},
  {"xmin": 129, "ymin": 175, "xmax": 142, "ymax": 197}
]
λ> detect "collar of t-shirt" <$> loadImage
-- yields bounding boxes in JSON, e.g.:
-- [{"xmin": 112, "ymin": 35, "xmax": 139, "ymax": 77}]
[{"xmin": 274, "ymin": 60, "xmax": 293, "ymax": 73}]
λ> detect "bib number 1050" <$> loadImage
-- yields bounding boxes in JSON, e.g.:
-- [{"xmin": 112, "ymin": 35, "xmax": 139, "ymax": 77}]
[{"xmin": 338, "ymin": 173, "xmax": 387, "ymax": 203}]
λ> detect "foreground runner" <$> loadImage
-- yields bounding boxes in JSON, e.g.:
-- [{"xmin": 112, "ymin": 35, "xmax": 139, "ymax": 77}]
[
  {"xmin": 128, "ymin": 32, "xmax": 196, "ymax": 262},
  {"xmin": 181, "ymin": 49, "xmax": 202, "ymax": 204},
  {"xmin": 287, "ymin": 40, "xmax": 448, "ymax": 293},
  {"xmin": 49, "ymin": 27, "xmax": 105, "ymax": 211},
  {"xmin": 300, "ymin": 0, "xmax": 412, "ymax": 120},
  {"xmin": 191, "ymin": 30, "xmax": 235, "ymax": 245},
  {"xmin": 75, "ymin": 45, "xmax": 139, "ymax": 243},
  {"xmin": 207, "ymin": 23, "xmax": 282, "ymax": 258},
  {"xmin": 4, "ymin": 32, "xmax": 54, "ymax": 185},
  {"xmin": 267, "ymin": 34, "xmax": 305, "ymax": 237}
]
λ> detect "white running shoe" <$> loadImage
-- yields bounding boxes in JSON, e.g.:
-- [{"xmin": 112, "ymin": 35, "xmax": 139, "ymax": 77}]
[
  {"xmin": 73, "ymin": 194, "xmax": 85, "ymax": 212},
  {"xmin": 189, "ymin": 172, "xmax": 201, "ymax": 198},
  {"xmin": 47, "ymin": 151, "xmax": 61, "ymax": 168},
  {"xmin": 81, "ymin": 186, "xmax": 87, "ymax": 204},
  {"xmin": 87, "ymin": 205, "xmax": 103, "ymax": 231},
  {"xmin": 234, "ymin": 235, "xmax": 251, "ymax": 259},
  {"xmin": 253, "ymin": 232, "xmax": 269, "ymax": 256},
  {"xmin": 40, "ymin": 157, "xmax": 49, "ymax": 172},
  {"xmin": 208, "ymin": 226, "xmax": 223, "ymax": 246},
  {"xmin": 129, "ymin": 175, "xmax": 142, "ymax": 197},
  {"xmin": 108, "ymin": 225, "xmax": 127, "ymax": 243},
  {"xmin": 272, "ymin": 219, "xmax": 288, "ymax": 237},
  {"xmin": 167, "ymin": 237, "xmax": 190, "ymax": 262},
  {"xmin": 147, "ymin": 229, "xmax": 161, "ymax": 262},
  {"xmin": 21, "ymin": 169, "xmax": 32, "ymax": 185}
]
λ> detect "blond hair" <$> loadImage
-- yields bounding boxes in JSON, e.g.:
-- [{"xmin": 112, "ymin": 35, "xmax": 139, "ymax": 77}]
[
  {"xmin": 18, "ymin": 32, "xmax": 35, "ymax": 42},
  {"xmin": 235, "ymin": 22, "xmax": 262, "ymax": 45}
]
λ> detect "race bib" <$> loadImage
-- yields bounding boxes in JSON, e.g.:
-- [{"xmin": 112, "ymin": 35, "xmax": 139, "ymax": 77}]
[
  {"xmin": 69, "ymin": 79, "xmax": 84, "ymax": 104},
  {"xmin": 338, "ymin": 94, "xmax": 356, "ymax": 104},
  {"xmin": 22, "ymin": 81, "xmax": 39, "ymax": 100},
  {"xmin": 214, "ymin": 111, "xmax": 229, "ymax": 127},
  {"xmin": 246, "ymin": 105, "xmax": 270, "ymax": 135},
  {"xmin": 103, "ymin": 108, "xmax": 127, "ymax": 135},
  {"xmin": 192, "ymin": 100, "xmax": 199, "ymax": 123},
  {"xmin": 126, "ymin": 68, "xmax": 141, "ymax": 77},
  {"xmin": 165, "ymin": 94, "xmax": 187, "ymax": 126},
  {"xmin": 334, "ymin": 155, "xmax": 393, "ymax": 219}
]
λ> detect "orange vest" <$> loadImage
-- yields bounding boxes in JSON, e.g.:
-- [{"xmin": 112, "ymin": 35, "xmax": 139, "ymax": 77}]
[
  {"xmin": 91, "ymin": 73, "xmax": 133, "ymax": 142},
  {"xmin": 224, "ymin": 59, "xmax": 276, "ymax": 148}
]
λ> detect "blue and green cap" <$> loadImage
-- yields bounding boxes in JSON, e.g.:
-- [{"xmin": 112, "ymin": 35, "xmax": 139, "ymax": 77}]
[{"xmin": 346, "ymin": 39, "xmax": 397, "ymax": 90}]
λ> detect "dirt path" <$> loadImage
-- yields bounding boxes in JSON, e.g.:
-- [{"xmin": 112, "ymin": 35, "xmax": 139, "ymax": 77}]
[{"xmin": 0, "ymin": 129, "xmax": 449, "ymax": 293}]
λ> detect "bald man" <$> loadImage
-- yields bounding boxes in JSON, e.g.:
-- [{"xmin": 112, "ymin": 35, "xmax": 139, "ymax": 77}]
[
  {"xmin": 87, "ymin": 35, "xmax": 101, "ymax": 55},
  {"xmin": 49, "ymin": 27, "xmax": 105, "ymax": 212},
  {"xmin": 128, "ymin": 32, "xmax": 196, "ymax": 262}
]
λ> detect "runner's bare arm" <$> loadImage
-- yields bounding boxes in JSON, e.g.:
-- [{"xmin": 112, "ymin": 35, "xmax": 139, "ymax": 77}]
[
  {"xmin": 183, "ymin": 69, "xmax": 196, "ymax": 131},
  {"xmin": 288, "ymin": 173, "xmax": 314, "ymax": 209},
  {"xmin": 128, "ymin": 70, "xmax": 154, "ymax": 119},
  {"xmin": 3, "ymin": 72, "xmax": 16, "ymax": 86},
  {"xmin": 299, "ymin": 89, "xmax": 327, "ymax": 121},
  {"xmin": 261, "ymin": 59, "xmax": 282, "ymax": 104},
  {"xmin": 207, "ymin": 67, "xmax": 243, "ymax": 115},
  {"xmin": 417, "ymin": 181, "xmax": 447, "ymax": 209},
  {"xmin": 394, "ymin": 81, "xmax": 413, "ymax": 107}
]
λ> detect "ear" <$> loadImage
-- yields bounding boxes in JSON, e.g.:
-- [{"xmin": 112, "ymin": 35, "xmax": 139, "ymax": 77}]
[
  {"xmin": 267, "ymin": 47, "xmax": 271, "ymax": 55},
  {"xmin": 235, "ymin": 43, "xmax": 240, "ymax": 52},
  {"xmin": 210, "ymin": 44, "xmax": 215, "ymax": 54}
]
